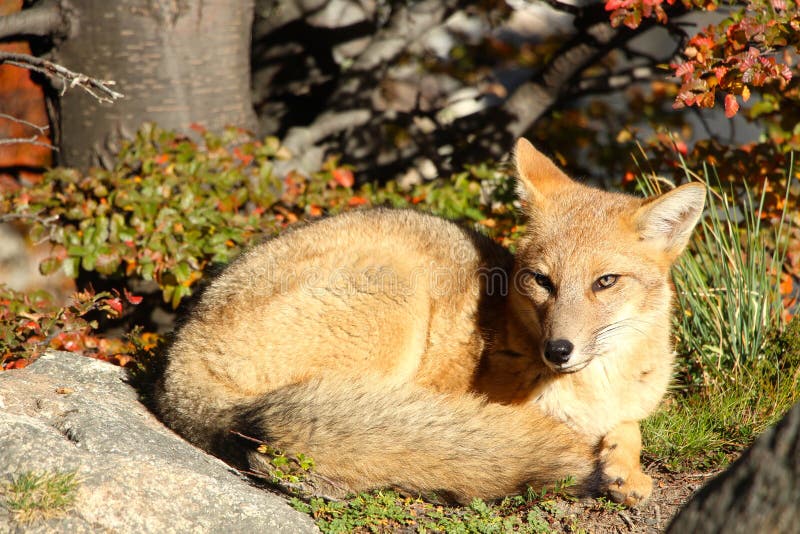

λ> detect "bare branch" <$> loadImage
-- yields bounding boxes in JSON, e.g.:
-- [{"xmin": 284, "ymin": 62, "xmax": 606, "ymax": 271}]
[
  {"xmin": 0, "ymin": 112, "xmax": 49, "ymax": 135},
  {"xmin": 278, "ymin": 1, "xmax": 464, "ymax": 172},
  {"xmin": 0, "ymin": 113, "xmax": 56, "ymax": 151},
  {"xmin": 0, "ymin": 134, "xmax": 58, "ymax": 151},
  {"xmin": 503, "ymin": 22, "xmax": 617, "ymax": 138},
  {"xmin": 0, "ymin": 52, "xmax": 124, "ymax": 104},
  {"xmin": 501, "ymin": 1, "xmax": 689, "ymax": 138}
]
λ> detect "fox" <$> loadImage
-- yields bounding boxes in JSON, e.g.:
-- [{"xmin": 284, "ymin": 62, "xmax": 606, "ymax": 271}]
[{"xmin": 154, "ymin": 138, "xmax": 706, "ymax": 506}]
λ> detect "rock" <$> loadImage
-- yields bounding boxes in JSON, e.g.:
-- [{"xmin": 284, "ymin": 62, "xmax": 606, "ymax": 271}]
[
  {"xmin": 0, "ymin": 351, "xmax": 318, "ymax": 533},
  {"xmin": 667, "ymin": 401, "xmax": 800, "ymax": 534}
]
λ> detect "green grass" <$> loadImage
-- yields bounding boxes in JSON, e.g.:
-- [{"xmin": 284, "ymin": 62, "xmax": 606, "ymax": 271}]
[
  {"xmin": 289, "ymin": 479, "xmax": 580, "ymax": 533},
  {"xmin": 643, "ymin": 320, "xmax": 800, "ymax": 471},
  {"xmin": 638, "ymin": 158, "xmax": 798, "ymax": 471},
  {"xmin": 1, "ymin": 470, "xmax": 79, "ymax": 524}
]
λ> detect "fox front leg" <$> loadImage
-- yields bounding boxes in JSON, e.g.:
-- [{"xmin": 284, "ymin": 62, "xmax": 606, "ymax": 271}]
[{"xmin": 600, "ymin": 420, "xmax": 652, "ymax": 506}]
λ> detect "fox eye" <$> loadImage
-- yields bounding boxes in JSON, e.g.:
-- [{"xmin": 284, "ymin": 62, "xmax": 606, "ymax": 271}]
[
  {"xmin": 523, "ymin": 270, "xmax": 554, "ymax": 293},
  {"xmin": 593, "ymin": 274, "xmax": 618, "ymax": 290}
]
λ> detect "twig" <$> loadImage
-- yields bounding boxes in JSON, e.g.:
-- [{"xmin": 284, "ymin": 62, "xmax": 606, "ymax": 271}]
[
  {"xmin": 0, "ymin": 52, "xmax": 124, "ymax": 103},
  {"xmin": 0, "ymin": 134, "xmax": 58, "ymax": 151},
  {"xmin": 0, "ymin": 112, "xmax": 57, "ymax": 151},
  {"xmin": 0, "ymin": 112, "xmax": 55, "ymax": 150},
  {"xmin": 0, "ymin": 113, "xmax": 49, "ymax": 134},
  {"xmin": 0, "ymin": 214, "xmax": 62, "ymax": 246},
  {"xmin": 0, "ymin": 213, "xmax": 59, "ymax": 224}
]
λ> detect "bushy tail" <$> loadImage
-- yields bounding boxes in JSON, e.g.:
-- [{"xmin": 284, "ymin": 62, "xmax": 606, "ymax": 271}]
[{"xmin": 219, "ymin": 378, "xmax": 604, "ymax": 503}]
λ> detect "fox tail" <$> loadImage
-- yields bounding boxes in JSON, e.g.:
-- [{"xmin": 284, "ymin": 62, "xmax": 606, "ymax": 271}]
[{"xmin": 162, "ymin": 377, "xmax": 605, "ymax": 503}]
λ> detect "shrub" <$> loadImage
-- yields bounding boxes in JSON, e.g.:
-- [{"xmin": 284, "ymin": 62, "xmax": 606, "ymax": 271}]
[{"xmin": 0, "ymin": 284, "xmax": 142, "ymax": 368}]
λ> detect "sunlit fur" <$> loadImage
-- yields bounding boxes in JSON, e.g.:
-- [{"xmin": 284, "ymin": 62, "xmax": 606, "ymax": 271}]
[{"xmin": 155, "ymin": 139, "xmax": 704, "ymax": 506}]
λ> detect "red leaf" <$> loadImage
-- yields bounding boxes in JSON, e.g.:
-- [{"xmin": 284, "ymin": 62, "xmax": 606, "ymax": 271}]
[
  {"xmin": 724, "ymin": 94, "xmax": 740, "ymax": 118},
  {"xmin": 232, "ymin": 147, "xmax": 254, "ymax": 165},
  {"xmin": 331, "ymin": 168, "xmax": 354, "ymax": 188},
  {"xmin": 347, "ymin": 196, "xmax": 369, "ymax": 206},
  {"xmin": 4, "ymin": 359, "xmax": 29, "ymax": 370},
  {"xmin": 107, "ymin": 298, "xmax": 123, "ymax": 314},
  {"xmin": 123, "ymin": 289, "xmax": 143, "ymax": 305},
  {"xmin": 674, "ymin": 62, "xmax": 695, "ymax": 78}
]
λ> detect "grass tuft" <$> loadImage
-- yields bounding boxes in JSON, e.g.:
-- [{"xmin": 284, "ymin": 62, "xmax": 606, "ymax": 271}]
[{"xmin": 2, "ymin": 470, "xmax": 79, "ymax": 524}]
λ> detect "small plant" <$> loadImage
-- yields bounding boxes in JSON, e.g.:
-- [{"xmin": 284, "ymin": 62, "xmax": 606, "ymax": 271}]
[
  {"xmin": 0, "ymin": 284, "xmax": 141, "ymax": 368},
  {"xmin": 288, "ymin": 479, "xmax": 580, "ymax": 533},
  {"xmin": 2, "ymin": 470, "xmax": 79, "ymax": 524},
  {"xmin": 675, "ymin": 167, "xmax": 791, "ymax": 379},
  {"xmin": 592, "ymin": 497, "xmax": 627, "ymax": 513}
]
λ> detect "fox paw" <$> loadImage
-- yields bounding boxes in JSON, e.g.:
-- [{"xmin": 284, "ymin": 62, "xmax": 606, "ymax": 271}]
[{"xmin": 604, "ymin": 468, "xmax": 652, "ymax": 507}]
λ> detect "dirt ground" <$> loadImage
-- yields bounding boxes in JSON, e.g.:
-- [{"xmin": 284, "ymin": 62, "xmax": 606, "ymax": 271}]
[{"xmin": 553, "ymin": 466, "xmax": 721, "ymax": 533}]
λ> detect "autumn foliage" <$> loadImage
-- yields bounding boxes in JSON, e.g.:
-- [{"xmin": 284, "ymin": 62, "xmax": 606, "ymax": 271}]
[{"xmin": 605, "ymin": 0, "xmax": 798, "ymax": 117}]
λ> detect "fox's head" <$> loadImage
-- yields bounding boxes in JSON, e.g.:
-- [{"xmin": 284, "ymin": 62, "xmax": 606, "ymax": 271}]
[{"xmin": 511, "ymin": 138, "xmax": 706, "ymax": 374}]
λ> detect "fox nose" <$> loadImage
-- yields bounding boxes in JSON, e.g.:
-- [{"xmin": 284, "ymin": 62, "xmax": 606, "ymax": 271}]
[{"xmin": 544, "ymin": 339, "xmax": 574, "ymax": 364}]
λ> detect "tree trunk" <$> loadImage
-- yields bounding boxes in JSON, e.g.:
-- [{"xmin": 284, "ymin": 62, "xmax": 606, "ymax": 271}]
[
  {"xmin": 54, "ymin": 0, "xmax": 256, "ymax": 169},
  {"xmin": 667, "ymin": 401, "xmax": 800, "ymax": 533}
]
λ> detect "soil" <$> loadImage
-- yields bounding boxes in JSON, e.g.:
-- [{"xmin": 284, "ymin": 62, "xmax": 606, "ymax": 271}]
[{"xmin": 552, "ymin": 465, "xmax": 721, "ymax": 533}]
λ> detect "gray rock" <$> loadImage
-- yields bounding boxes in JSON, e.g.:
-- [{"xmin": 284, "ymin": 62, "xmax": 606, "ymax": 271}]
[
  {"xmin": 0, "ymin": 351, "xmax": 318, "ymax": 533},
  {"xmin": 667, "ymin": 401, "xmax": 800, "ymax": 534}
]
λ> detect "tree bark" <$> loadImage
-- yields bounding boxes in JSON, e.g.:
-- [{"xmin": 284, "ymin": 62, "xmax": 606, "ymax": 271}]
[
  {"xmin": 54, "ymin": 0, "xmax": 256, "ymax": 169},
  {"xmin": 667, "ymin": 402, "xmax": 800, "ymax": 534}
]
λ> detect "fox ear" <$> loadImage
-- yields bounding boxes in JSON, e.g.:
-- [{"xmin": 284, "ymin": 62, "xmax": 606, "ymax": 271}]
[
  {"xmin": 514, "ymin": 138, "xmax": 573, "ymax": 202},
  {"xmin": 635, "ymin": 182, "xmax": 706, "ymax": 257}
]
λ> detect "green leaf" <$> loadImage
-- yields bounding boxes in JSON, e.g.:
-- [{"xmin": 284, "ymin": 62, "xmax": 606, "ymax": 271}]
[
  {"xmin": 39, "ymin": 257, "xmax": 63, "ymax": 276},
  {"xmin": 62, "ymin": 257, "xmax": 80, "ymax": 279}
]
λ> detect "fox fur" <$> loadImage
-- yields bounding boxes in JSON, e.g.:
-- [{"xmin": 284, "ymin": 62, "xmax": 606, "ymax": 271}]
[{"xmin": 155, "ymin": 139, "xmax": 705, "ymax": 505}]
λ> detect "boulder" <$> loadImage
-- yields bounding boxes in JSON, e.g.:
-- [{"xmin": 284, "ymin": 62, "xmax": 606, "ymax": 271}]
[
  {"xmin": 667, "ymin": 401, "xmax": 800, "ymax": 533},
  {"xmin": 0, "ymin": 351, "xmax": 318, "ymax": 533}
]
